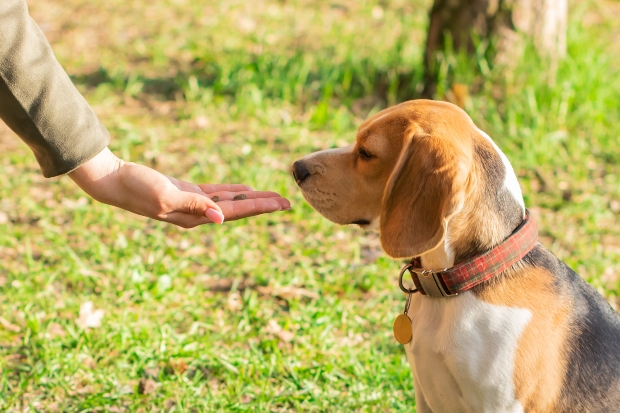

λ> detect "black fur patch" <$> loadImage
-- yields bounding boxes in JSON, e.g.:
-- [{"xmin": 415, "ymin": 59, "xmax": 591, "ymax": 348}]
[
  {"xmin": 559, "ymin": 270, "xmax": 620, "ymax": 410},
  {"xmin": 474, "ymin": 142, "xmax": 523, "ymax": 232}
]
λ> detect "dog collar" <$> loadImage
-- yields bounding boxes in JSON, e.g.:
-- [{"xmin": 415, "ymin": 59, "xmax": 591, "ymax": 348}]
[{"xmin": 398, "ymin": 209, "xmax": 538, "ymax": 298}]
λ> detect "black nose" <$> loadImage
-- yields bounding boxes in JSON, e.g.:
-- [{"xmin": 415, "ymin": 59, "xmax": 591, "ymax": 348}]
[{"xmin": 292, "ymin": 160, "xmax": 311, "ymax": 184}]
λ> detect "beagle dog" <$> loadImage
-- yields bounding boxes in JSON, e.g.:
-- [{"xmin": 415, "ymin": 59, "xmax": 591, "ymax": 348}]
[{"xmin": 292, "ymin": 100, "xmax": 620, "ymax": 412}]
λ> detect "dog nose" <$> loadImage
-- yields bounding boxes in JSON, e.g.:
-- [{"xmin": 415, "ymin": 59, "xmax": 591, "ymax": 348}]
[{"xmin": 292, "ymin": 161, "xmax": 311, "ymax": 184}]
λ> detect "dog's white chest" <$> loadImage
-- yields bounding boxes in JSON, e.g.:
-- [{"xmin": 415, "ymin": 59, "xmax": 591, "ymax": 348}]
[{"xmin": 405, "ymin": 291, "xmax": 531, "ymax": 413}]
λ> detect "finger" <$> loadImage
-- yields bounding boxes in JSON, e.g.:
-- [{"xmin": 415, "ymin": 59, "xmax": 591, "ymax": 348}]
[
  {"xmin": 161, "ymin": 213, "xmax": 216, "ymax": 228},
  {"xmin": 206, "ymin": 191, "xmax": 284, "ymax": 202},
  {"xmin": 205, "ymin": 208, "xmax": 225, "ymax": 224},
  {"xmin": 217, "ymin": 197, "xmax": 291, "ymax": 221},
  {"xmin": 171, "ymin": 191, "xmax": 223, "ymax": 217},
  {"xmin": 197, "ymin": 184, "xmax": 253, "ymax": 194},
  {"xmin": 162, "ymin": 196, "xmax": 290, "ymax": 227}
]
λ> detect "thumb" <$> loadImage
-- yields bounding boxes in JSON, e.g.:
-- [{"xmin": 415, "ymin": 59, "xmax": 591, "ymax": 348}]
[{"xmin": 175, "ymin": 192, "xmax": 225, "ymax": 224}]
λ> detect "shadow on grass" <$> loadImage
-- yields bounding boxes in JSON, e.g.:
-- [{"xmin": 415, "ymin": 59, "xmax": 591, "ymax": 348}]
[
  {"xmin": 71, "ymin": 67, "xmax": 181, "ymax": 100},
  {"xmin": 70, "ymin": 53, "xmax": 426, "ymax": 110}
]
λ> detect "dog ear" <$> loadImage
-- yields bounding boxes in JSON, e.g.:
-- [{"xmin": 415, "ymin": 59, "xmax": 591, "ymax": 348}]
[{"xmin": 380, "ymin": 131, "xmax": 471, "ymax": 258}]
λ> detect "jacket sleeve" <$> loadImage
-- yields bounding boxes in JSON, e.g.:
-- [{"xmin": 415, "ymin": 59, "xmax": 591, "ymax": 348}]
[{"xmin": 0, "ymin": 0, "xmax": 110, "ymax": 177}]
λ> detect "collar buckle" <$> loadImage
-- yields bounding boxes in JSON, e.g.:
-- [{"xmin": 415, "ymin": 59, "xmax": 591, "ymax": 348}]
[
  {"xmin": 411, "ymin": 268, "xmax": 455, "ymax": 298},
  {"xmin": 399, "ymin": 264, "xmax": 456, "ymax": 298}
]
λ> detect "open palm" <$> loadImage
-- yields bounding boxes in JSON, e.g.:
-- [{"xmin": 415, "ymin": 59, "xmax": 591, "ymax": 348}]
[{"xmin": 69, "ymin": 148, "xmax": 290, "ymax": 228}]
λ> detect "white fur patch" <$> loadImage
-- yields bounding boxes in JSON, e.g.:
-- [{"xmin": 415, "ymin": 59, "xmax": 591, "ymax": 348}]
[
  {"xmin": 406, "ymin": 292, "xmax": 531, "ymax": 413},
  {"xmin": 421, "ymin": 237, "xmax": 456, "ymax": 269},
  {"xmin": 476, "ymin": 128, "xmax": 525, "ymax": 218}
]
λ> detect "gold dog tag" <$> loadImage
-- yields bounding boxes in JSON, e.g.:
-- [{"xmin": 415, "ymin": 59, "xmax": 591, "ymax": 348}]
[
  {"xmin": 393, "ymin": 292, "xmax": 413, "ymax": 344},
  {"xmin": 393, "ymin": 313, "xmax": 413, "ymax": 344}
]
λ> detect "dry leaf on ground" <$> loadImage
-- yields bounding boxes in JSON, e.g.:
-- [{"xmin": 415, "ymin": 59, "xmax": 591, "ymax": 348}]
[
  {"xmin": 227, "ymin": 292, "xmax": 243, "ymax": 311},
  {"xmin": 0, "ymin": 316, "xmax": 20, "ymax": 332},
  {"xmin": 138, "ymin": 378, "xmax": 157, "ymax": 395},
  {"xmin": 265, "ymin": 319, "xmax": 294, "ymax": 342},
  {"xmin": 272, "ymin": 286, "xmax": 319, "ymax": 300},
  {"xmin": 76, "ymin": 301, "xmax": 104, "ymax": 329},
  {"xmin": 46, "ymin": 322, "xmax": 66, "ymax": 338}
]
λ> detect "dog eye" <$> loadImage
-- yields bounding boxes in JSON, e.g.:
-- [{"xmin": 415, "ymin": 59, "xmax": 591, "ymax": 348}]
[{"xmin": 358, "ymin": 147, "xmax": 375, "ymax": 160}]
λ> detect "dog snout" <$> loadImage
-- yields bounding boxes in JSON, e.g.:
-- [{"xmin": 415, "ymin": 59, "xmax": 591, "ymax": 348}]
[{"xmin": 292, "ymin": 160, "xmax": 311, "ymax": 184}]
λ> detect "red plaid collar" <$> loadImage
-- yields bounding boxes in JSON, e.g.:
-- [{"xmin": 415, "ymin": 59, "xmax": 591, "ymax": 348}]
[{"xmin": 400, "ymin": 210, "xmax": 538, "ymax": 298}]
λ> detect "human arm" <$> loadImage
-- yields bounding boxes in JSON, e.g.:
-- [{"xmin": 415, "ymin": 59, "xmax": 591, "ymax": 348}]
[{"xmin": 68, "ymin": 147, "xmax": 291, "ymax": 227}]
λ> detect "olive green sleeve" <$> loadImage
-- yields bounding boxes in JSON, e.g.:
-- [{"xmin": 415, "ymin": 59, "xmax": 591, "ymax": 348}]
[{"xmin": 0, "ymin": 0, "xmax": 110, "ymax": 178}]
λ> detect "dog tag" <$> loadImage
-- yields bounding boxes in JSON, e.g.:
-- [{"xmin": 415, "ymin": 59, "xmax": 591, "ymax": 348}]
[
  {"xmin": 393, "ymin": 292, "xmax": 413, "ymax": 344},
  {"xmin": 393, "ymin": 313, "xmax": 413, "ymax": 344}
]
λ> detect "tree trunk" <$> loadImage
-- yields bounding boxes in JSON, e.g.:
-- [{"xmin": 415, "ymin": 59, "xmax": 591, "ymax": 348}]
[{"xmin": 422, "ymin": 0, "xmax": 567, "ymax": 98}]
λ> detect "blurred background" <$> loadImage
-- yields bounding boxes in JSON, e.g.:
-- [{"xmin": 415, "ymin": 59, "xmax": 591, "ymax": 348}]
[{"xmin": 0, "ymin": 0, "xmax": 619, "ymax": 411}]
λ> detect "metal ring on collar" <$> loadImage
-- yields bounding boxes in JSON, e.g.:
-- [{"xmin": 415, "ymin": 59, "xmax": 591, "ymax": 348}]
[{"xmin": 398, "ymin": 263, "xmax": 419, "ymax": 294}]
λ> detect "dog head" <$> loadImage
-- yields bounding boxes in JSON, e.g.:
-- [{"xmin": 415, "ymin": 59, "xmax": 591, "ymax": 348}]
[{"xmin": 293, "ymin": 100, "xmax": 525, "ymax": 260}]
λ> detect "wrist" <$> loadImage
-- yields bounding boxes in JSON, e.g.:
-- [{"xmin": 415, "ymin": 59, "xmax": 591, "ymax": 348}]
[{"xmin": 68, "ymin": 147, "xmax": 125, "ymax": 205}]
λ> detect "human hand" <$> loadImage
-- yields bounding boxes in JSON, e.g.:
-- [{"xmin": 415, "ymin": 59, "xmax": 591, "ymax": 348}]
[{"xmin": 68, "ymin": 147, "xmax": 290, "ymax": 228}]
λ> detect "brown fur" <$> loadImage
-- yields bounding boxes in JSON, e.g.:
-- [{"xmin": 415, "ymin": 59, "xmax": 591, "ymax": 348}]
[
  {"xmin": 297, "ymin": 100, "xmax": 522, "ymax": 260},
  {"xmin": 380, "ymin": 117, "xmax": 473, "ymax": 258},
  {"xmin": 296, "ymin": 100, "xmax": 492, "ymax": 254}
]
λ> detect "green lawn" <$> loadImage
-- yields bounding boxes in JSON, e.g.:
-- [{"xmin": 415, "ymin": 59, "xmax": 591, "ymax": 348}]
[{"xmin": 1, "ymin": 0, "xmax": 619, "ymax": 411}]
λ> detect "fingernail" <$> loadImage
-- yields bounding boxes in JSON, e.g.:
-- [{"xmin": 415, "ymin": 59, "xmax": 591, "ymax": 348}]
[{"xmin": 206, "ymin": 208, "xmax": 225, "ymax": 224}]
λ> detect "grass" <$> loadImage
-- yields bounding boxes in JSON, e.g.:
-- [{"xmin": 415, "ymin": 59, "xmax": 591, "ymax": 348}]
[{"xmin": 1, "ymin": 0, "xmax": 619, "ymax": 411}]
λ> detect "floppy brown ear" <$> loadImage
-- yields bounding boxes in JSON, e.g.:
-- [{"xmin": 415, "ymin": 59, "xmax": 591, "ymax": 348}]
[{"xmin": 380, "ymin": 132, "xmax": 471, "ymax": 258}]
